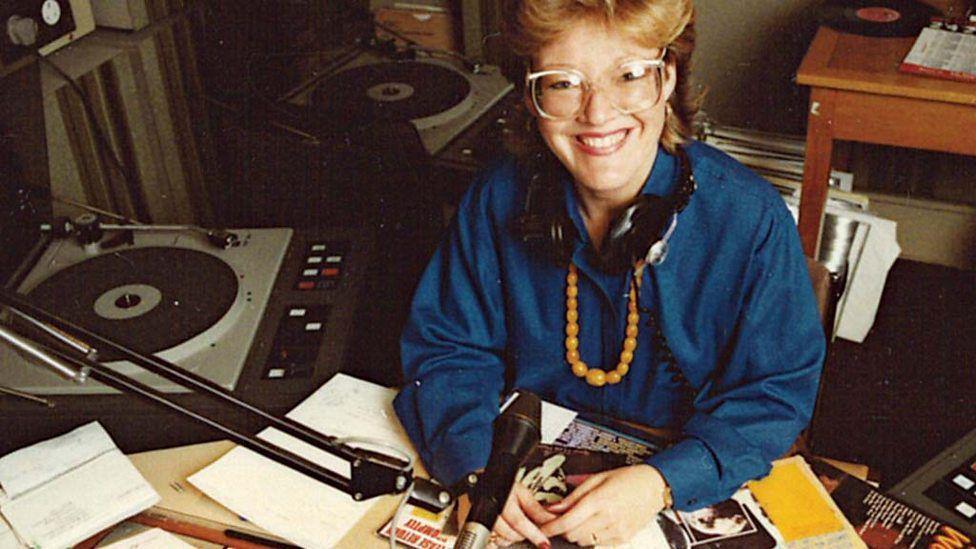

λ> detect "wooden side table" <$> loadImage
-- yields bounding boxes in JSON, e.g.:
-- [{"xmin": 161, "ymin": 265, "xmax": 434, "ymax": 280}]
[{"xmin": 795, "ymin": 27, "xmax": 976, "ymax": 256}]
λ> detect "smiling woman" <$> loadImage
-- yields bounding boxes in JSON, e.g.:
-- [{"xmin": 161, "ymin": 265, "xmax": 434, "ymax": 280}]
[{"xmin": 393, "ymin": 0, "xmax": 826, "ymax": 547}]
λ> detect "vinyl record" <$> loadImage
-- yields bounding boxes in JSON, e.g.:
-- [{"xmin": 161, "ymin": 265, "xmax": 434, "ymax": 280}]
[
  {"xmin": 819, "ymin": 0, "xmax": 934, "ymax": 37},
  {"xmin": 312, "ymin": 61, "xmax": 471, "ymax": 124},
  {"xmin": 27, "ymin": 247, "xmax": 238, "ymax": 361}
]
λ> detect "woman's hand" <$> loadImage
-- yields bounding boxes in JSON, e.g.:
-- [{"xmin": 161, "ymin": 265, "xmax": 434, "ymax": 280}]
[
  {"xmin": 540, "ymin": 465, "xmax": 669, "ymax": 546},
  {"xmin": 455, "ymin": 484, "xmax": 558, "ymax": 548}
]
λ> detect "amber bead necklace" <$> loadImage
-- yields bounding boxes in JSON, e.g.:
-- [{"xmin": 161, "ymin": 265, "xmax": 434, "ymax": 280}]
[{"xmin": 565, "ymin": 262, "xmax": 644, "ymax": 387}]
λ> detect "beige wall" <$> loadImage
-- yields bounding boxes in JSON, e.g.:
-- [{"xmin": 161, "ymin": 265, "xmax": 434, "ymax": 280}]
[{"xmin": 692, "ymin": 0, "xmax": 821, "ymax": 134}]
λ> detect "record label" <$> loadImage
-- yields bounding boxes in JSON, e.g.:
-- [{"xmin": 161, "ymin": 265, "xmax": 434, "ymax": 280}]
[
  {"xmin": 312, "ymin": 61, "xmax": 471, "ymax": 124},
  {"xmin": 855, "ymin": 7, "xmax": 901, "ymax": 23}
]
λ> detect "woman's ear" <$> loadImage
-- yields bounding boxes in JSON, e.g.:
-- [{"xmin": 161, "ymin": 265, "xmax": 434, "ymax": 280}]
[
  {"xmin": 662, "ymin": 61, "xmax": 678, "ymax": 104},
  {"xmin": 523, "ymin": 90, "xmax": 540, "ymax": 117}
]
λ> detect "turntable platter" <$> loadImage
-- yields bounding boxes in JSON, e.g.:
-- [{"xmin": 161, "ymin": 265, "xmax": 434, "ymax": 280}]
[
  {"xmin": 312, "ymin": 61, "xmax": 471, "ymax": 123},
  {"xmin": 27, "ymin": 247, "xmax": 238, "ymax": 361}
]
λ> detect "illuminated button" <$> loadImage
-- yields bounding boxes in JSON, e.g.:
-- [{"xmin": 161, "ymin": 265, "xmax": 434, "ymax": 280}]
[
  {"xmin": 322, "ymin": 267, "xmax": 340, "ymax": 277},
  {"xmin": 307, "ymin": 256, "xmax": 323, "ymax": 264},
  {"xmin": 267, "ymin": 368, "xmax": 285, "ymax": 379},
  {"xmin": 289, "ymin": 308, "xmax": 307, "ymax": 317},
  {"xmin": 297, "ymin": 281, "xmax": 315, "ymax": 290},
  {"xmin": 311, "ymin": 244, "xmax": 327, "ymax": 251},
  {"xmin": 305, "ymin": 322, "xmax": 322, "ymax": 331},
  {"xmin": 302, "ymin": 268, "xmax": 318, "ymax": 276},
  {"xmin": 326, "ymin": 255, "xmax": 343, "ymax": 263},
  {"xmin": 953, "ymin": 474, "xmax": 976, "ymax": 491},
  {"xmin": 956, "ymin": 501, "xmax": 976, "ymax": 519}
]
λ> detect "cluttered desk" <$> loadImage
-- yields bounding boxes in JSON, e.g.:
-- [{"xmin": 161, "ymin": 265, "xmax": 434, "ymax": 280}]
[
  {"xmin": 2, "ymin": 0, "xmax": 976, "ymax": 547},
  {"xmin": 2, "ymin": 373, "xmax": 974, "ymax": 548}
]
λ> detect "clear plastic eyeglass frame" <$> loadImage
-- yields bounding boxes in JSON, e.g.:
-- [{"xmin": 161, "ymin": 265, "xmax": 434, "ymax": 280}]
[{"xmin": 526, "ymin": 52, "xmax": 668, "ymax": 121}]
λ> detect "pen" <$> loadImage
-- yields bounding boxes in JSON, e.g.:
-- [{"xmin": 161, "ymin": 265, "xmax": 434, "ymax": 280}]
[
  {"xmin": 0, "ymin": 385, "xmax": 54, "ymax": 406},
  {"xmin": 131, "ymin": 512, "xmax": 291, "ymax": 549},
  {"xmin": 225, "ymin": 528, "xmax": 302, "ymax": 548}
]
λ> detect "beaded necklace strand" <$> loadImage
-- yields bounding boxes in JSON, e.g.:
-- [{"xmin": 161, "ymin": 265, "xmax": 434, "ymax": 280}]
[{"xmin": 564, "ymin": 262, "xmax": 643, "ymax": 387}]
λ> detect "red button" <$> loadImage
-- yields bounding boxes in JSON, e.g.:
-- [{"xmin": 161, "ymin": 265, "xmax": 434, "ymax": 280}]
[
  {"xmin": 322, "ymin": 268, "xmax": 340, "ymax": 277},
  {"xmin": 298, "ymin": 281, "xmax": 315, "ymax": 290}
]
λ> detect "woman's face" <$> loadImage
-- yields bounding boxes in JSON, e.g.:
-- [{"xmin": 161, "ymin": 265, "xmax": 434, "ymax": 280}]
[{"xmin": 531, "ymin": 20, "xmax": 675, "ymax": 202}]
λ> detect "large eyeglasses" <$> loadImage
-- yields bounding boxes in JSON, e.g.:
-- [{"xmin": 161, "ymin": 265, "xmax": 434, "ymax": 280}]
[{"xmin": 526, "ymin": 54, "xmax": 667, "ymax": 121}]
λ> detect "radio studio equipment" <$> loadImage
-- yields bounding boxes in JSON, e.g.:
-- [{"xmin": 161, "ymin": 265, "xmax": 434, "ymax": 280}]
[
  {"xmin": 0, "ymin": 213, "xmax": 377, "ymax": 453},
  {"xmin": 455, "ymin": 391, "xmax": 542, "ymax": 549},
  {"xmin": 891, "ymin": 426, "xmax": 976, "ymax": 537},
  {"xmin": 1, "ymin": 0, "xmax": 93, "ymax": 68},
  {"xmin": 0, "ymin": 283, "xmax": 454, "ymax": 514}
]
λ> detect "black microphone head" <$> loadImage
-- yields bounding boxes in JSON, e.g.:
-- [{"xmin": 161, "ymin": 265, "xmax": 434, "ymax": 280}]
[
  {"xmin": 458, "ymin": 391, "xmax": 543, "ymax": 549},
  {"xmin": 493, "ymin": 390, "xmax": 542, "ymax": 458}
]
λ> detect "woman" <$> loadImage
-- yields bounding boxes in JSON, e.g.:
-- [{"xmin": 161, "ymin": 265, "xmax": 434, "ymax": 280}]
[{"xmin": 394, "ymin": 0, "xmax": 825, "ymax": 546}]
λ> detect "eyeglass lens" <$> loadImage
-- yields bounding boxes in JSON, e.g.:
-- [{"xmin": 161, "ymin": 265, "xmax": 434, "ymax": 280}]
[{"xmin": 531, "ymin": 61, "xmax": 663, "ymax": 119}]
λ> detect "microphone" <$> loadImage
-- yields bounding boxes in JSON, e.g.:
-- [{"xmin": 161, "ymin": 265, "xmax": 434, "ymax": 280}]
[{"xmin": 455, "ymin": 390, "xmax": 542, "ymax": 549}]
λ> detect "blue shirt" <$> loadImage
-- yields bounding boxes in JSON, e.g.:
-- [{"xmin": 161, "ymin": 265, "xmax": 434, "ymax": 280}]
[{"xmin": 393, "ymin": 140, "xmax": 825, "ymax": 510}]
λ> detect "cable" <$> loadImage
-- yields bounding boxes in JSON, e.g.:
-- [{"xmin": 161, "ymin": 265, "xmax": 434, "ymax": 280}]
[
  {"xmin": 36, "ymin": 54, "xmax": 144, "ymax": 220},
  {"xmin": 390, "ymin": 481, "xmax": 416, "ymax": 549},
  {"xmin": 334, "ymin": 436, "xmax": 415, "ymax": 473}
]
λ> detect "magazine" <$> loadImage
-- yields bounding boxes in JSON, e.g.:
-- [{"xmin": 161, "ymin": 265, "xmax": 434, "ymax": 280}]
[
  {"xmin": 810, "ymin": 458, "xmax": 974, "ymax": 549},
  {"xmin": 379, "ymin": 417, "xmax": 790, "ymax": 548}
]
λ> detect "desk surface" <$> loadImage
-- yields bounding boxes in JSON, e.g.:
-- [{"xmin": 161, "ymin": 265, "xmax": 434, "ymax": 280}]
[
  {"xmin": 125, "ymin": 440, "xmax": 415, "ymax": 548},
  {"xmin": 797, "ymin": 27, "xmax": 976, "ymax": 106}
]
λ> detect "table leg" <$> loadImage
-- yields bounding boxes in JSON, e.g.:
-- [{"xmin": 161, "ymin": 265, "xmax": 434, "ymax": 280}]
[{"xmin": 799, "ymin": 88, "xmax": 836, "ymax": 257}]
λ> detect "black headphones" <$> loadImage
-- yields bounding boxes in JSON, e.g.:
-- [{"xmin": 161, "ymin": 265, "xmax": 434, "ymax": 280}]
[{"xmin": 513, "ymin": 146, "xmax": 696, "ymax": 274}]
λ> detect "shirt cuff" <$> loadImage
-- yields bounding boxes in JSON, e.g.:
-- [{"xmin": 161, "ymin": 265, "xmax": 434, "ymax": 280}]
[
  {"xmin": 645, "ymin": 438, "xmax": 719, "ymax": 511},
  {"xmin": 426, "ymin": 434, "xmax": 492, "ymax": 488}
]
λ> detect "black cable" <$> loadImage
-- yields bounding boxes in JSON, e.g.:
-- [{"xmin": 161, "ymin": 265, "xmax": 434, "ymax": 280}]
[{"xmin": 36, "ymin": 54, "xmax": 143, "ymax": 220}]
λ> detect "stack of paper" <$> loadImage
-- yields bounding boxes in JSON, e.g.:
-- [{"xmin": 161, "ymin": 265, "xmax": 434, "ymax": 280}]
[
  {"xmin": 189, "ymin": 374, "xmax": 578, "ymax": 548},
  {"xmin": 0, "ymin": 422, "xmax": 160, "ymax": 549}
]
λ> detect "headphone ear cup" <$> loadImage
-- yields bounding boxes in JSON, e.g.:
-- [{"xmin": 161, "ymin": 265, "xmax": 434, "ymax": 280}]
[
  {"xmin": 596, "ymin": 195, "xmax": 672, "ymax": 273},
  {"xmin": 513, "ymin": 155, "xmax": 578, "ymax": 265}
]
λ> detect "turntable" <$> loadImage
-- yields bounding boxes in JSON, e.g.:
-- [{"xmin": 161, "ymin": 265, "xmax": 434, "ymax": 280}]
[
  {"xmin": 0, "ymin": 223, "xmax": 374, "ymax": 452},
  {"xmin": 286, "ymin": 50, "xmax": 514, "ymax": 156}
]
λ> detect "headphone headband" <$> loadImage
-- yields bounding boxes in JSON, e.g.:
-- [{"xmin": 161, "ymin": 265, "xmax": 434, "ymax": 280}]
[{"xmin": 513, "ymin": 146, "xmax": 696, "ymax": 274}]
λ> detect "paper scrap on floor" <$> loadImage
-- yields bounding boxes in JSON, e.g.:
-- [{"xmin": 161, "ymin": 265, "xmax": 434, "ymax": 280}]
[
  {"xmin": 0, "ymin": 422, "xmax": 160, "ymax": 549},
  {"xmin": 189, "ymin": 373, "xmax": 577, "ymax": 548}
]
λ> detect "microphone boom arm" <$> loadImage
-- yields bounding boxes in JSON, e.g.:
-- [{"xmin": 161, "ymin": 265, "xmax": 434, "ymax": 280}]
[{"xmin": 0, "ymin": 287, "xmax": 451, "ymax": 509}]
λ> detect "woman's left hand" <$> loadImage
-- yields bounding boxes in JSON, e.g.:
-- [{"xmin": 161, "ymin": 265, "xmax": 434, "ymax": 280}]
[{"xmin": 540, "ymin": 464, "xmax": 669, "ymax": 546}]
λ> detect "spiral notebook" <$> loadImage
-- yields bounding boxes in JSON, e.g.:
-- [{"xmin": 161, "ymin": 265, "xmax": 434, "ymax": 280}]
[{"xmin": 900, "ymin": 17, "xmax": 976, "ymax": 83}]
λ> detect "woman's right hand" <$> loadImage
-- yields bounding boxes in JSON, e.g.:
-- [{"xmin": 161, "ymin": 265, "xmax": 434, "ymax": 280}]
[{"xmin": 456, "ymin": 484, "xmax": 557, "ymax": 548}]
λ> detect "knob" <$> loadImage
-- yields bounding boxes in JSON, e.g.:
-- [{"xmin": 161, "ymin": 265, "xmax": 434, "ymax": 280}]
[{"xmin": 6, "ymin": 16, "xmax": 39, "ymax": 46}]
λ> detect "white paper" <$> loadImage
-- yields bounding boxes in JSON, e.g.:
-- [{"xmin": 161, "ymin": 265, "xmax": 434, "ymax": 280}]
[
  {"xmin": 188, "ymin": 374, "xmax": 412, "ymax": 549},
  {"xmin": 0, "ymin": 422, "xmax": 160, "ymax": 549},
  {"xmin": 0, "ymin": 422, "xmax": 116, "ymax": 499},
  {"xmin": 102, "ymin": 527, "xmax": 195, "ymax": 549},
  {"xmin": 1, "ymin": 450, "xmax": 160, "ymax": 549},
  {"xmin": 0, "ymin": 516, "xmax": 24, "ymax": 549},
  {"xmin": 189, "ymin": 374, "xmax": 579, "ymax": 548},
  {"xmin": 541, "ymin": 401, "xmax": 577, "ymax": 444}
]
